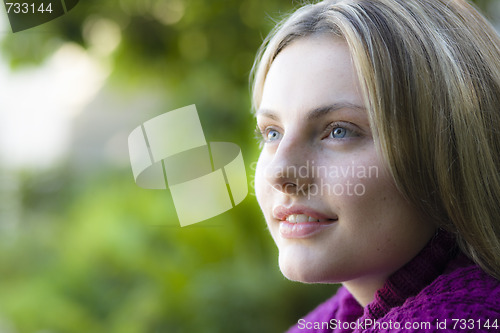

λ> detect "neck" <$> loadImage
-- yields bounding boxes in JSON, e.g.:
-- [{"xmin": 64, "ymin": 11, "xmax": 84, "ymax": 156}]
[
  {"xmin": 343, "ymin": 230, "xmax": 457, "ymax": 309},
  {"xmin": 345, "ymin": 231, "xmax": 458, "ymax": 319},
  {"xmin": 342, "ymin": 275, "xmax": 387, "ymax": 307}
]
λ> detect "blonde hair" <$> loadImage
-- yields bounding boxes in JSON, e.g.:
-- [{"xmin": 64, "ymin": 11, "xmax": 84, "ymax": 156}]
[{"xmin": 251, "ymin": 0, "xmax": 500, "ymax": 279}]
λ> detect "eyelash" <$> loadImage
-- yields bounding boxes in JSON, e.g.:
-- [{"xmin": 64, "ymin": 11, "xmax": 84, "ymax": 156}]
[
  {"xmin": 323, "ymin": 122, "xmax": 360, "ymax": 140},
  {"xmin": 255, "ymin": 125, "xmax": 279, "ymax": 148},
  {"xmin": 255, "ymin": 121, "xmax": 360, "ymax": 147}
]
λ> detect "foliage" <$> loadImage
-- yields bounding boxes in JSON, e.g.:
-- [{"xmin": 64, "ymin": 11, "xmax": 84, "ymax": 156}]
[
  {"xmin": 0, "ymin": 0, "xmax": 497, "ymax": 332},
  {"xmin": 0, "ymin": 1, "xmax": 339, "ymax": 332}
]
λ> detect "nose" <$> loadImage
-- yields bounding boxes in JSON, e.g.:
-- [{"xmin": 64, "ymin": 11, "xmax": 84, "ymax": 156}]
[{"xmin": 263, "ymin": 135, "xmax": 315, "ymax": 196}]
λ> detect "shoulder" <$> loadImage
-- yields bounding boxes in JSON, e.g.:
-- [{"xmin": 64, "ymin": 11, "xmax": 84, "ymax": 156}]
[
  {"xmin": 383, "ymin": 256, "xmax": 500, "ymax": 332},
  {"xmin": 287, "ymin": 287, "xmax": 363, "ymax": 333},
  {"xmin": 407, "ymin": 256, "xmax": 500, "ymax": 313}
]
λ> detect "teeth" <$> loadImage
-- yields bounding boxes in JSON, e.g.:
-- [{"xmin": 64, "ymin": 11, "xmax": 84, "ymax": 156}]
[
  {"xmin": 286, "ymin": 214, "xmax": 321, "ymax": 223},
  {"xmin": 296, "ymin": 215, "xmax": 308, "ymax": 223}
]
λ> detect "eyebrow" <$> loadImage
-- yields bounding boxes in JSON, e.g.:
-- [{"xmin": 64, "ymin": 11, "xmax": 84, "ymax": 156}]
[{"xmin": 256, "ymin": 103, "xmax": 366, "ymax": 121}]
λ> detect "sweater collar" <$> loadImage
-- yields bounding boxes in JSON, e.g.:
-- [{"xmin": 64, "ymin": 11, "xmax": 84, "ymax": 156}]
[{"xmin": 364, "ymin": 230, "xmax": 458, "ymax": 319}]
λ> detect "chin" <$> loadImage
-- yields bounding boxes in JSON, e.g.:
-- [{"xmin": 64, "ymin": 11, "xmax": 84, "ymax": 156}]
[
  {"xmin": 278, "ymin": 255, "xmax": 331, "ymax": 284},
  {"xmin": 277, "ymin": 248, "xmax": 358, "ymax": 284}
]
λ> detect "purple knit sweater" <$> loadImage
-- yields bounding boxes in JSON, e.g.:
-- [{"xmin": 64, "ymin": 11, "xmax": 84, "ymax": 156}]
[{"xmin": 286, "ymin": 232, "xmax": 500, "ymax": 332}]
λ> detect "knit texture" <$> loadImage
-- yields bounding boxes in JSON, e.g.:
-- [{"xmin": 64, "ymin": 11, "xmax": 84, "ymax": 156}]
[{"xmin": 286, "ymin": 232, "xmax": 500, "ymax": 332}]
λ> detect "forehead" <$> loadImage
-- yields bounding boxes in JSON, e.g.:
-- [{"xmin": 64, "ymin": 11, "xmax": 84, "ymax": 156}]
[{"xmin": 259, "ymin": 35, "xmax": 364, "ymax": 118}]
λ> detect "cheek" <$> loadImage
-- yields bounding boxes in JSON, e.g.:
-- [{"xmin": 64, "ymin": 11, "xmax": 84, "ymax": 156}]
[
  {"xmin": 254, "ymin": 154, "xmax": 280, "ymax": 244},
  {"xmin": 339, "ymin": 176, "xmax": 391, "ymax": 231},
  {"xmin": 254, "ymin": 154, "xmax": 270, "ymax": 208},
  {"xmin": 319, "ymin": 154, "xmax": 381, "ymax": 198},
  {"xmin": 334, "ymin": 162, "xmax": 424, "ymax": 248},
  {"xmin": 353, "ymin": 165, "xmax": 401, "ymax": 214},
  {"xmin": 320, "ymin": 155, "xmax": 392, "ymax": 223}
]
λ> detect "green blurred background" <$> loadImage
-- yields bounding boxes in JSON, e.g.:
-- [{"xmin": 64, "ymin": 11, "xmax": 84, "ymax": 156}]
[{"xmin": 0, "ymin": 1, "xmax": 498, "ymax": 332}]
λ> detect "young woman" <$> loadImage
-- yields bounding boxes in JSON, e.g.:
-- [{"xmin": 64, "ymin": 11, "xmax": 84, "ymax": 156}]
[{"xmin": 251, "ymin": 0, "xmax": 500, "ymax": 331}]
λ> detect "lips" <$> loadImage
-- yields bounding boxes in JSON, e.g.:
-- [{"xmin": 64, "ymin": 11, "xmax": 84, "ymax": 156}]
[
  {"xmin": 273, "ymin": 205, "xmax": 338, "ymax": 222},
  {"xmin": 272, "ymin": 205, "xmax": 338, "ymax": 239}
]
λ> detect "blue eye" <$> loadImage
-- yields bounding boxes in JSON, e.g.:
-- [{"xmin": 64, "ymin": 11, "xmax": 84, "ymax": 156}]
[
  {"xmin": 330, "ymin": 127, "xmax": 348, "ymax": 139},
  {"xmin": 267, "ymin": 129, "xmax": 281, "ymax": 141}
]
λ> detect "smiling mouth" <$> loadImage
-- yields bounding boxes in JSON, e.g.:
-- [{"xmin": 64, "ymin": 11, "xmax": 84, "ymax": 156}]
[
  {"xmin": 278, "ymin": 215, "xmax": 337, "ymax": 239},
  {"xmin": 272, "ymin": 206, "xmax": 338, "ymax": 238},
  {"xmin": 285, "ymin": 214, "xmax": 338, "ymax": 223},
  {"xmin": 273, "ymin": 205, "xmax": 338, "ymax": 222}
]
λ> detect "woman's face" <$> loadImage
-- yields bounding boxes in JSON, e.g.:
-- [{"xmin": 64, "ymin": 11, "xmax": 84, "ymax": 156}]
[{"xmin": 254, "ymin": 36, "xmax": 436, "ymax": 290}]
